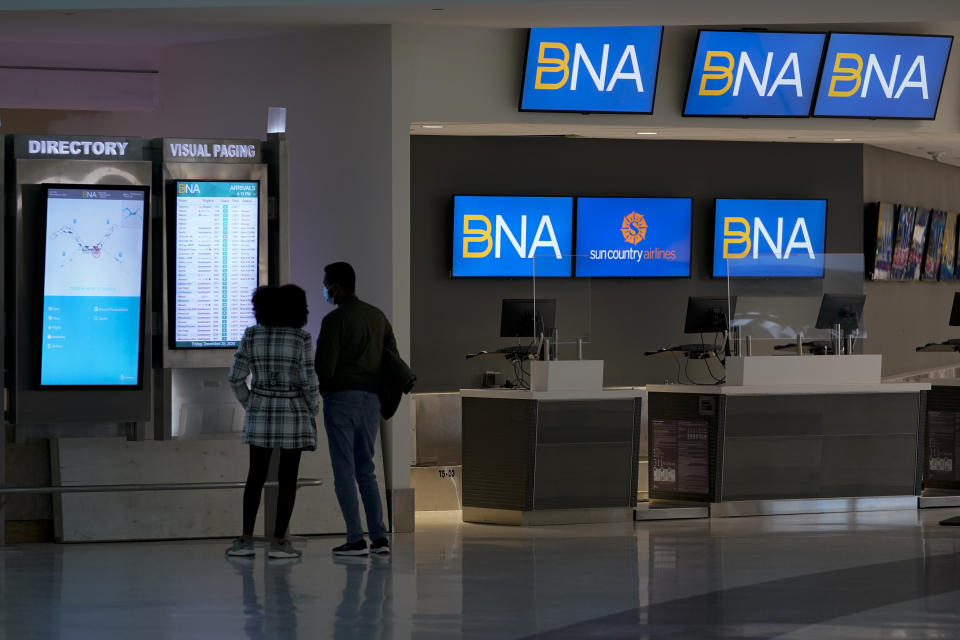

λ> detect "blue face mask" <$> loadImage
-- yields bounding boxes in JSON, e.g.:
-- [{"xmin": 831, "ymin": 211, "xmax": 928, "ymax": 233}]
[{"xmin": 323, "ymin": 287, "xmax": 333, "ymax": 303}]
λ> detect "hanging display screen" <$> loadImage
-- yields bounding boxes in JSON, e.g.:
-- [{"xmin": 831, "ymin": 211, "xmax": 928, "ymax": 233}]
[
  {"xmin": 39, "ymin": 185, "xmax": 149, "ymax": 387},
  {"xmin": 171, "ymin": 180, "xmax": 259, "ymax": 348}
]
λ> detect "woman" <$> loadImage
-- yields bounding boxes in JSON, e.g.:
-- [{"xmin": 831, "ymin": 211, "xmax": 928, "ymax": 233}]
[{"xmin": 226, "ymin": 284, "xmax": 320, "ymax": 559}]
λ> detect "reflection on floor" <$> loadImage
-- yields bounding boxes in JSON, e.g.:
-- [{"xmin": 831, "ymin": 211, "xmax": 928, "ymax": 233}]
[{"xmin": 4, "ymin": 509, "xmax": 960, "ymax": 639}]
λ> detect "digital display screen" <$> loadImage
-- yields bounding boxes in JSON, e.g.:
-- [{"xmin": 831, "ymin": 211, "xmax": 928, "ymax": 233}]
[
  {"xmin": 40, "ymin": 186, "xmax": 148, "ymax": 387},
  {"xmin": 575, "ymin": 197, "xmax": 691, "ymax": 277},
  {"xmin": 452, "ymin": 196, "xmax": 573, "ymax": 277},
  {"xmin": 520, "ymin": 26, "xmax": 663, "ymax": 113},
  {"xmin": 813, "ymin": 33, "xmax": 952, "ymax": 119},
  {"xmin": 172, "ymin": 181, "xmax": 259, "ymax": 348},
  {"xmin": 683, "ymin": 31, "xmax": 826, "ymax": 117},
  {"xmin": 713, "ymin": 199, "xmax": 827, "ymax": 277}
]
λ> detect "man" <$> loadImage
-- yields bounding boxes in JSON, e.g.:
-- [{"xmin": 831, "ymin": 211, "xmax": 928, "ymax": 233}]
[{"xmin": 315, "ymin": 262, "xmax": 394, "ymax": 556}]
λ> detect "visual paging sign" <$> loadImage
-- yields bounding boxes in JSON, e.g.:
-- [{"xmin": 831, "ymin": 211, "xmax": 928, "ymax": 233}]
[
  {"xmin": 520, "ymin": 26, "xmax": 663, "ymax": 113},
  {"xmin": 813, "ymin": 33, "xmax": 953, "ymax": 119},
  {"xmin": 575, "ymin": 197, "xmax": 691, "ymax": 277},
  {"xmin": 683, "ymin": 31, "xmax": 827, "ymax": 116}
]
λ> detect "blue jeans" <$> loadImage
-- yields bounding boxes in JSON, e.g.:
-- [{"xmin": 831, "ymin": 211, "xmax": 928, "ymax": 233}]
[{"xmin": 323, "ymin": 391, "xmax": 387, "ymax": 542}]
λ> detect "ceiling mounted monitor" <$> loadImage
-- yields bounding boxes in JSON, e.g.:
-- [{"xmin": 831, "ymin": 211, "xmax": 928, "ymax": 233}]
[
  {"xmin": 520, "ymin": 26, "xmax": 663, "ymax": 114},
  {"xmin": 683, "ymin": 30, "xmax": 826, "ymax": 117},
  {"xmin": 812, "ymin": 33, "xmax": 953, "ymax": 119}
]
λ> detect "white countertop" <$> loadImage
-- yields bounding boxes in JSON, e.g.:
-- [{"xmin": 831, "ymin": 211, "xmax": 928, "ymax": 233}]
[
  {"xmin": 645, "ymin": 382, "xmax": 931, "ymax": 395},
  {"xmin": 460, "ymin": 388, "xmax": 640, "ymax": 401}
]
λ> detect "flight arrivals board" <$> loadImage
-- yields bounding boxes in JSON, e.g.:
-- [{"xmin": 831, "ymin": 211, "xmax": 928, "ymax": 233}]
[
  {"xmin": 172, "ymin": 180, "xmax": 259, "ymax": 348},
  {"xmin": 40, "ymin": 185, "xmax": 149, "ymax": 387}
]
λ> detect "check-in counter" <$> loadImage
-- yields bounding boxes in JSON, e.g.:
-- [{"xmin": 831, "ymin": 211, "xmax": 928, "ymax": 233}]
[
  {"xmin": 460, "ymin": 388, "xmax": 642, "ymax": 525},
  {"xmin": 917, "ymin": 379, "xmax": 960, "ymax": 506},
  {"xmin": 645, "ymin": 381, "xmax": 930, "ymax": 516}
]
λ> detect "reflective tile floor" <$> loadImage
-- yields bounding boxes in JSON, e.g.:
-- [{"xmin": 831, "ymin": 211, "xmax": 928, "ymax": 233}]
[{"xmin": 5, "ymin": 508, "xmax": 960, "ymax": 639}]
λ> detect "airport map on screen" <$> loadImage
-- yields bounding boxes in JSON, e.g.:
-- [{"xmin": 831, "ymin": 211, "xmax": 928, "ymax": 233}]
[
  {"xmin": 174, "ymin": 181, "xmax": 259, "ymax": 348},
  {"xmin": 40, "ymin": 187, "xmax": 147, "ymax": 386}
]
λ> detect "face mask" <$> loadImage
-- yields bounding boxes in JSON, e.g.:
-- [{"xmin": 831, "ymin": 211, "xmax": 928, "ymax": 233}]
[{"xmin": 323, "ymin": 287, "xmax": 333, "ymax": 303}]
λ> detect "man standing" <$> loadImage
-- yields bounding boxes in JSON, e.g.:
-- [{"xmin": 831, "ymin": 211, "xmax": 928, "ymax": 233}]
[{"xmin": 315, "ymin": 262, "xmax": 394, "ymax": 556}]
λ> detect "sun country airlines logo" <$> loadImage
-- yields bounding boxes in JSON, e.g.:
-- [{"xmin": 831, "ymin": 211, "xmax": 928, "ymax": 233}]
[{"xmin": 621, "ymin": 211, "xmax": 647, "ymax": 244}]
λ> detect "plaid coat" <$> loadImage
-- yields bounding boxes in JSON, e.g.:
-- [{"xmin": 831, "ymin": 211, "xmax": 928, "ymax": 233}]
[{"xmin": 228, "ymin": 325, "xmax": 321, "ymax": 450}]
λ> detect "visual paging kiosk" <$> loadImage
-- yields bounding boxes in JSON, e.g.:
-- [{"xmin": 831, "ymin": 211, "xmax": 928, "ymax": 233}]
[{"xmin": 156, "ymin": 138, "xmax": 270, "ymax": 440}]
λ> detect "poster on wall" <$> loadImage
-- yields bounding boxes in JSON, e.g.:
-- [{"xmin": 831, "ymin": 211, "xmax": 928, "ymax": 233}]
[
  {"xmin": 906, "ymin": 208, "xmax": 931, "ymax": 280},
  {"xmin": 39, "ymin": 185, "xmax": 149, "ymax": 387},
  {"xmin": 924, "ymin": 210, "xmax": 947, "ymax": 280},
  {"xmin": 890, "ymin": 205, "xmax": 916, "ymax": 279},
  {"xmin": 941, "ymin": 212, "xmax": 958, "ymax": 280},
  {"xmin": 872, "ymin": 202, "xmax": 895, "ymax": 280}
]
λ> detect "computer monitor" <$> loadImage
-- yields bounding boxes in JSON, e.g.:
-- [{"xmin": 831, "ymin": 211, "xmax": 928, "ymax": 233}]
[
  {"xmin": 500, "ymin": 299, "xmax": 556, "ymax": 338},
  {"xmin": 684, "ymin": 296, "xmax": 736, "ymax": 334},
  {"xmin": 815, "ymin": 294, "xmax": 865, "ymax": 334},
  {"xmin": 949, "ymin": 292, "xmax": 960, "ymax": 326}
]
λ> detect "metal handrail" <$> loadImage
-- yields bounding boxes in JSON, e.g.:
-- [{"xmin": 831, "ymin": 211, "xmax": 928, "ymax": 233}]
[{"xmin": 0, "ymin": 479, "xmax": 322, "ymax": 495}]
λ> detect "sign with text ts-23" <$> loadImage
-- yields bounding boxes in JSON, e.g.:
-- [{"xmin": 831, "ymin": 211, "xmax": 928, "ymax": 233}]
[
  {"xmin": 813, "ymin": 33, "xmax": 953, "ymax": 119},
  {"xmin": 683, "ymin": 31, "xmax": 827, "ymax": 116},
  {"xmin": 452, "ymin": 196, "xmax": 573, "ymax": 277},
  {"xmin": 521, "ymin": 26, "xmax": 663, "ymax": 113}
]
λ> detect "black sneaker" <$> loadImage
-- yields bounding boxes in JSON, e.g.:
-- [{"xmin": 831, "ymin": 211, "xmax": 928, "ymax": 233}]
[
  {"xmin": 332, "ymin": 539, "xmax": 368, "ymax": 556},
  {"xmin": 370, "ymin": 538, "xmax": 391, "ymax": 555}
]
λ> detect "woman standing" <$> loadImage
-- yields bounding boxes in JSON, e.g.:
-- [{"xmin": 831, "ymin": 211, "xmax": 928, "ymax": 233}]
[{"xmin": 226, "ymin": 284, "xmax": 320, "ymax": 559}]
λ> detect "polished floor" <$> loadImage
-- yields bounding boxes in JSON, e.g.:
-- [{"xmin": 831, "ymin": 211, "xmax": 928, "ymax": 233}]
[{"xmin": 5, "ymin": 509, "xmax": 960, "ymax": 638}]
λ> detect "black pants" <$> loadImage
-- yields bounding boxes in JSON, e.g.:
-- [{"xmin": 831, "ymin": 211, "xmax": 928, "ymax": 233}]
[{"xmin": 243, "ymin": 445, "xmax": 303, "ymax": 539}]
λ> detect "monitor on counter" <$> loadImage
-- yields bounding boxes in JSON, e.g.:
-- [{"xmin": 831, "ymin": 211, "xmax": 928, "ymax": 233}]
[
  {"xmin": 684, "ymin": 296, "xmax": 736, "ymax": 334},
  {"xmin": 500, "ymin": 299, "xmax": 557, "ymax": 338},
  {"xmin": 815, "ymin": 293, "xmax": 865, "ymax": 334},
  {"xmin": 683, "ymin": 30, "xmax": 826, "ymax": 117},
  {"xmin": 452, "ymin": 195, "xmax": 574, "ymax": 277},
  {"xmin": 170, "ymin": 180, "xmax": 260, "ymax": 349},
  {"xmin": 39, "ymin": 184, "xmax": 149, "ymax": 388},
  {"xmin": 574, "ymin": 197, "xmax": 691, "ymax": 277},
  {"xmin": 713, "ymin": 198, "xmax": 827, "ymax": 278}
]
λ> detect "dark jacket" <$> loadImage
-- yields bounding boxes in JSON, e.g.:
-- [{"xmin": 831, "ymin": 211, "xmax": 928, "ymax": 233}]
[
  {"xmin": 379, "ymin": 347, "xmax": 416, "ymax": 420},
  {"xmin": 315, "ymin": 296, "xmax": 394, "ymax": 395}
]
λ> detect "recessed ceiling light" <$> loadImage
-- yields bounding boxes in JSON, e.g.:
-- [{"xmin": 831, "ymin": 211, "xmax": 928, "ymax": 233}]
[
  {"xmin": 833, "ymin": 138, "xmax": 852, "ymax": 142},
  {"xmin": 635, "ymin": 131, "xmax": 658, "ymax": 135},
  {"xmin": 421, "ymin": 124, "xmax": 444, "ymax": 129}
]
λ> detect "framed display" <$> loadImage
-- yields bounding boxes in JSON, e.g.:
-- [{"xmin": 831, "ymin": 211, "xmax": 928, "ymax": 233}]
[
  {"xmin": 905, "ymin": 207, "xmax": 930, "ymax": 280},
  {"xmin": 890, "ymin": 205, "xmax": 916, "ymax": 279},
  {"xmin": 170, "ymin": 180, "xmax": 260, "ymax": 349},
  {"xmin": 39, "ymin": 184, "xmax": 149, "ymax": 388},
  {"xmin": 923, "ymin": 210, "xmax": 946, "ymax": 280},
  {"xmin": 941, "ymin": 212, "xmax": 958, "ymax": 281},
  {"xmin": 869, "ymin": 202, "xmax": 895, "ymax": 280}
]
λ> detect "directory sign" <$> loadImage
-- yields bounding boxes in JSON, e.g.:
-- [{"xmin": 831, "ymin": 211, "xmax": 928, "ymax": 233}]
[
  {"xmin": 520, "ymin": 26, "xmax": 663, "ymax": 113},
  {"xmin": 683, "ymin": 31, "xmax": 826, "ymax": 116},
  {"xmin": 173, "ymin": 181, "xmax": 259, "ymax": 348},
  {"xmin": 40, "ymin": 186, "xmax": 148, "ymax": 387},
  {"xmin": 575, "ymin": 197, "xmax": 691, "ymax": 277},
  {"xmin": 713, "ymin": 199, "xmax": 827, "ymax": 277},
  {"xmin": 813, "ymin": 33, "xmax": 952, "ymax": 119},
  {"xmin": 452, "ymin": 196, "xmax": 573, "ymax": 277}
]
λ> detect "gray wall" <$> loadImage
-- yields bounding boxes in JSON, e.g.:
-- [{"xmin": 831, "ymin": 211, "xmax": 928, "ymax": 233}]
[
  {"xmin": 862, "ymin": 145, "xmax": 960, "ymax": 377},
  {"xmin": 411, "ymin": 136, "xmax": 864, "ymax": 392}
]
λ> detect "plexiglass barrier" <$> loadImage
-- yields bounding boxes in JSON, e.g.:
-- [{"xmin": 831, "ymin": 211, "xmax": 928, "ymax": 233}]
[
  {"xmin": 531, "ymin": 253, "xmax": 593, "ymax": 353},
  {"xmin": 723, "ymin": 252, "xmax": 867, "ymax": 357}
]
